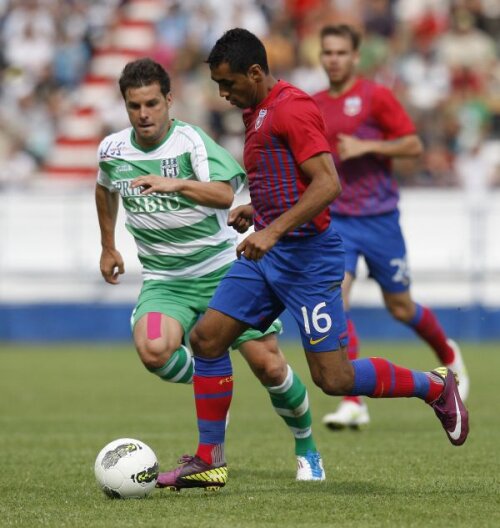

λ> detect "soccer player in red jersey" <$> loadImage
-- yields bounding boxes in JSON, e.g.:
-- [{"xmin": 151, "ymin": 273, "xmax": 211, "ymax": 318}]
[
  {"xmin": 313, "ymin": 24, "xmax": 469, "ymax": 430},
  {"xmin": 157, "ymin": 28, "xmax": 469, "ymax": 491}
]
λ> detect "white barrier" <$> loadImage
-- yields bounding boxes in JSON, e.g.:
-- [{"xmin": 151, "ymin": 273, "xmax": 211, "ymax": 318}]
[{"xmin": 0, "ymin": 182, "xmax": 498, "ymax": 306}]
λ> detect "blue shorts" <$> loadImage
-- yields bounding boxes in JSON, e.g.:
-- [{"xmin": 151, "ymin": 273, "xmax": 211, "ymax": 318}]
[
  {"xmin": 208, "ymin": 225, "xmax": 348, "ymax": 352},
  {"xmin": 331, "ymin": 210, "xmax": 410, "ymax": 293}
]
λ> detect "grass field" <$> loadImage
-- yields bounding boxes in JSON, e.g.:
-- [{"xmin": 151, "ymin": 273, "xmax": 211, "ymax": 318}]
[{"xmin": 1, "ymin": 341, "xmax": 498, "ymax": 527}]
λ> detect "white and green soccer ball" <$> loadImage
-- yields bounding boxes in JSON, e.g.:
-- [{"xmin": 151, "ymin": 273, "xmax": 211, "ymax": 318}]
[{"xmin": 94, "ymin": 438, "xmax": 159, "ymax": 499}]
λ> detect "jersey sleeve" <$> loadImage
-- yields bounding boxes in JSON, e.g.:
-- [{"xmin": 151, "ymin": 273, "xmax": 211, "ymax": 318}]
[
  {"xmin": 275, "ymin": 95, "xmax": 331, "ymax": 165},
  {"xmin": 190, "ymin": 127, "xmax": 246, "ymax": 194},
  {"xmin": 96, "ymin": 139, "xmax": 117, "ymax": 191},
  {"xmin": 371, "ymin": 86, "xmax": 416, "ymax": 139}
]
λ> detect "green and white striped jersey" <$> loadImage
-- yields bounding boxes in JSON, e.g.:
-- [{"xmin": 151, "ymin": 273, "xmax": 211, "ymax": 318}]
[{"xmin": 97, "ymin": 119, "xmax": 246, "ymax": 281}]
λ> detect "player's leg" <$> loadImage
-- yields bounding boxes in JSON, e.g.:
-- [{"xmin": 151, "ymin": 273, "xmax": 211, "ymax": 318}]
[
  {"xmin": 274, "ymin": 226, "xmax": 468, "ymax": 447},
  {"xmin": 158, "ymin": 258, "xmax": 277, "ymax": 490},
  {"xmin": 298, "ymin": 285, "xmax": 469, "ymax": 447},
  {"xmin": 237, "ymin": 331, "xmax": 324, "ymax": 481},
  {"xmin": 186, "ymin": 254, "xmax": 281, "ymax": 466},
  {"xmin": 190, "ymin": 307, "xmax": 247, "ymax": 463},
  {"xmin": 361, "ymin": 210, "xmax": 469, "ymax": 400},
  {"xmin": 305, "ymin": 347, "xmax": 469, "ymax": 446},
  {"xmin": 156, "ymin": 308, "xmax": 246, "ymax": 491},
  {"xmin": 133, "ymin": 313, "xmax": 192, "ymax": 383},
  {"xmin": 382, "ymin": 290, "xmax": 469, "ymax": 400},
  {"xmin": 322, "ymin": 270, "xmax": 370, "ymax": 430},
  {"xmin": 131, "ymin": 282, "xmax": 199, "ymax": 384}
]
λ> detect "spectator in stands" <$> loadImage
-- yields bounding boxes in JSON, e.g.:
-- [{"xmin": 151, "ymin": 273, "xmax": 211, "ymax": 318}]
[{"xmin": 435, "ymin": 6, "xmax": 497, "ymax": 84}]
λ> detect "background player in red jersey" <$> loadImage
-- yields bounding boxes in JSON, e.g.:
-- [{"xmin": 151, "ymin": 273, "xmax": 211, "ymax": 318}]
[
  {"xmin": 157, "ymin": 28, "xmax": 468, "ymax": 492},
  {"xmin": 313, "ymin": 24, "xmax": 469, "ymax": 430}
]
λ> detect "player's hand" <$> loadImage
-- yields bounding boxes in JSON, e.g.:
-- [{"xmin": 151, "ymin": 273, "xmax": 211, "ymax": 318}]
[
  {"xmin": 100, "ymin": 248, "xmax": 125, "ymax": 284},
  {"xmin": 337, "ymin": 134, "xmax": 367, "ymax": 161},
  {"xmin": 130, "ymin": 175, "xmax": 180, "ymax": 195},
  {"xmin": 228, "ymin": 204, "xmax": 254, "ymax": 233},
  {"xmin": 236, "ymin": 228, "xmax": 279, "ymax": 261}
]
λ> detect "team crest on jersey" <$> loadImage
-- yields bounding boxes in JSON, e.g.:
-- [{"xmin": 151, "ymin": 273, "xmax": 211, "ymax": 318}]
[
  {"xmin": 255, "ymin": 109, "xmax": 268, "ymax": 130},
  {"xmin": 343, "ymin": 96, "xmax": 362, "ymax": 116},
  {"xmin": 161, "ymin": 157, "xmax": 179, "ymax": 177}
]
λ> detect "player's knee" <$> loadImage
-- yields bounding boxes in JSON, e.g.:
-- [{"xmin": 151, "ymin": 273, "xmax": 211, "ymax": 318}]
[
  {"xmin": 387, "ymin": 302, "xmax": 413, "ymax": 323},
  {"xmin": 319, "ymin": 377, "xmax": 354, "ymax": 396},
  {"xmin": 255, "ymin": 357, "xmax": 287, "ymax": 386},
  {"xmin": 312, "ymin": 368, "xmax": 354, "ymax": 396},
  {"xmin": 190, "ymin": 326, "xmax": 220, "ymax": 358},
  {"xmin": 136, "ymin": 340, "xmax": 176, "ymax": 370},
  {"xmin": 190, "ymin": 326, "xmax": 206, "ymax": 355}
]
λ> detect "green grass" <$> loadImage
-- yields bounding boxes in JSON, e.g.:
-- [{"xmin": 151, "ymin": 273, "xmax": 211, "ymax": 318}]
[{"xmin": 0, "ymin": 342, "xmax": 498, "ymax": 527}]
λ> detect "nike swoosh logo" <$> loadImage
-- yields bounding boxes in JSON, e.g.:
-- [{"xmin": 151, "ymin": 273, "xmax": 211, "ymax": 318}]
[
  {"xmin": 448, "ymin": 393, "xmax": 462, "ymax": 441},
  {"xmin": 309, "ymin": 335, "xmax": 330, "ymax": 345}
]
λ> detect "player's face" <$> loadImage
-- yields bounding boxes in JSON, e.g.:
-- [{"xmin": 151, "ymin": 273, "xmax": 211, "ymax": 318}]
[
  {"xmin": 320, "ymin": 35, "xmax": 358, "ymax": 87},
  {"xmin": 210, "ymin": 62, "xmax": 261, "ymax": 109},
  {"xmin": 124, "ymin": 82, "xmax": 172, "ymax": 148}
]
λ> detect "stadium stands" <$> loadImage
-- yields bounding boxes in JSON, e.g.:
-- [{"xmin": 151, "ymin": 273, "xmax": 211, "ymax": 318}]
[{"xmin": 0, "ymin": 0, "xmax": 498, "ymax": 186}]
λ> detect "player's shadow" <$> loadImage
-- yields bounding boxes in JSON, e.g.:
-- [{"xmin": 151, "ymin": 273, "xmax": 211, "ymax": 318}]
[{"xmin": 235, "ymin": 468, "xmax": 394, "ymax": 496}]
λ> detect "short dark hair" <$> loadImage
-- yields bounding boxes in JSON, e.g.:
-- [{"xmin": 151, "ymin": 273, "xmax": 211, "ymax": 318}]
[
  {"xmin": 118, "ymin": 58, "xmax": 171, "ymax": 99},
  {"xmin": 320, "ymin": 24, "xmax": 362, "ymax": 51},
  {"xmin": 206, "ymin": 28, "xmax": 269, "ymax": 74}
]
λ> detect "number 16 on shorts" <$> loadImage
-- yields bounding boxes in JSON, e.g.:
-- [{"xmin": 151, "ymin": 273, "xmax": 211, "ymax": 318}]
[{"xmin": 299, "ymin": 295, "xmax": 347, "ymax": 352}]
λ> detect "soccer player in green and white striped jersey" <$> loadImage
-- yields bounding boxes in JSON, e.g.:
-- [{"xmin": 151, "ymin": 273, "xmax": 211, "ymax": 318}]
[{"xmin": 95, "ymin": 58, "xmax": 324, "ymax": 482}]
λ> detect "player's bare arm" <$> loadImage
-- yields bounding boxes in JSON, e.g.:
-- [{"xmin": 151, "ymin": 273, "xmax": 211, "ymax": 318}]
[
  {"xmin": 228, "ymin": 203, "xmax": 254, "ymax": 233},
  {"xmin": 237, "ymin": 153, "xmax": 340, "ymax": 260},
  {"xmin": 130, "ymin": 175, "xmax": 233, "ymax": 208},
  {"xmin": 95, "ymin": 183, "xmax": 125, "ymax": 284},
  {"xmin": 337, "ymin": 133, "xmax": 423, "ymax": 161}
]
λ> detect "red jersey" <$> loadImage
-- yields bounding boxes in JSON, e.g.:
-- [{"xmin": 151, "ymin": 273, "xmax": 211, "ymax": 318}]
[
  {"xmin": 313, "ymin": 78, "xmax": 416, "ymax": 216},
  {"xmin": 243, "ymin": 80, "xmax": 331, "ymax": 237}
]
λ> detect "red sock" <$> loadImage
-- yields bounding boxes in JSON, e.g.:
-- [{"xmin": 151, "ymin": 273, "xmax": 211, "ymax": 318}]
[
  {"xmin": 346, "ymin": 319, "xmax": 359, "ymax": 361},
  {"xmin": 411, "ymin": 305, "xmax": 455, "ymax": 365},
  {"xmin": 424, "ymin": 372, "xmax": 445, "ymax": 403},
  {"xmin": 193, "ymin": 356, "xmax": 233, "ymax": 466},
  {"xmin": 370, "ymin": 358, "xmax": 417, "ymax": 397},
  {"xmin": 344, "ymin": 319, "xmax": 362, "ymax": 405},
  {"xmin": 351, "ymin": 358, "xmax": 444, "ymax": 401}
]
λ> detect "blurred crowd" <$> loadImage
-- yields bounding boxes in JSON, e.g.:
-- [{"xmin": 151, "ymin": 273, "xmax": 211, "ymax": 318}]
[{"xmin": 0, "ymin": 0, "xmax": 499, "ymax": 188}]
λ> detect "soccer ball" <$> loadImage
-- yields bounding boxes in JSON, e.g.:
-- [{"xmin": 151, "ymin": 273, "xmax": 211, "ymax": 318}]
[{"xmin": 94, "ymin": 438, "xmax": 159, "ymax": 499}]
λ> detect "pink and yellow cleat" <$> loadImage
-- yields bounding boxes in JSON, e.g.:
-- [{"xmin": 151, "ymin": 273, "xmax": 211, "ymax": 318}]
[{"xmin": 156, "ymin": 455, "xmax": 227, "ymax": 491}]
